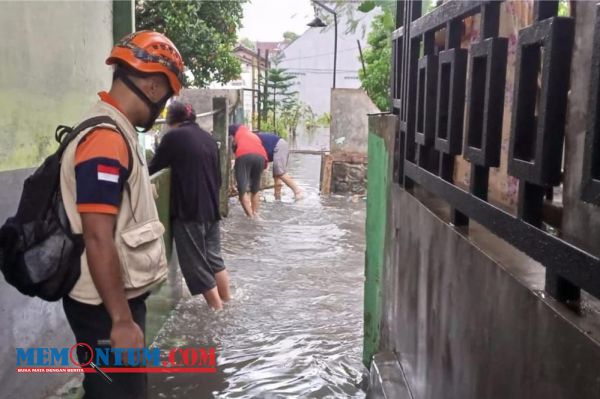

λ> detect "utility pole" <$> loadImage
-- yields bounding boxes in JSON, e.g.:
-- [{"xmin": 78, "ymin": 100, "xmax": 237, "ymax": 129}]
[
  {"xmin": 251, "ymin": 54, "xmax": 256, "ymax": 129},
  {"xmin": 262, "ymin": 50, "xmax": 270, "ymax": 128},
  {"xmin": 273, "ymin": 86, "xmax": 276, "ymax": 132},
  {"xmin": 307, "ymin": 1, "xmax": 337, "ymax": 89},
  {"xmin": 257, "ymin": 49, "xmax": 262, "ymax": 131}
]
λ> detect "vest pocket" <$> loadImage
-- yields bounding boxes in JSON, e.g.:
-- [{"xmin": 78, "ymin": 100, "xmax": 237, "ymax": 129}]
[{"xmin": 118, "ymin": 219, "xmax": 166, "ymax": 288}]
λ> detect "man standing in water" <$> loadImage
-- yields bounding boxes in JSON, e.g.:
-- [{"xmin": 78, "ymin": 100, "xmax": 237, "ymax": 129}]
[
  {"xmin": 229, "ymin": 124, "xmax": 268, "ymax": 218},
  {"xmin": 257, "ymin": 131, "xmax": 302, "ymax": 200},
  {"xmin": 150, "ymin": 102, "xmax": 231, "ymax": 310}
]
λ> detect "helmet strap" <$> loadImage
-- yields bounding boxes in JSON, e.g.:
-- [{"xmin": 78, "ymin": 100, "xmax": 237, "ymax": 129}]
[{"xmin": 115, "ymin": 69, "xmax": 172, "ymax": 132}]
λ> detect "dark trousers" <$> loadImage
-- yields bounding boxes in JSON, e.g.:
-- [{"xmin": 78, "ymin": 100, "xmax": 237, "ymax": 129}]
[
  {"xmin": 173, "ymin": 219, "xmax": 226, "ymax": 295},
  {"xmin": 63, "ymin": 294, "xmax": 149, "ymax": 399}
]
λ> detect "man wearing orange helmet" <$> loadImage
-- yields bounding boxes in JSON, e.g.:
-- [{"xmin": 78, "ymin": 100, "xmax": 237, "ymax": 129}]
[{"xmin": 59, "ymin": 31, "xmax": 184, "ymax": 398}]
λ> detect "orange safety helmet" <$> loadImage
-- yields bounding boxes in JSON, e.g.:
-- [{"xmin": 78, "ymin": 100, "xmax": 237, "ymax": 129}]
[{"xmin": 106, "ymin": 31, "xmax": 185, "ymax": 95}]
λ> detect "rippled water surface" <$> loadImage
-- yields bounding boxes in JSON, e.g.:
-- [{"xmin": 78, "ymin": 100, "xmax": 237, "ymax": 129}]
[{"xmin": 150, "ymin": 133, "xmax": 367, "ymax": 398}]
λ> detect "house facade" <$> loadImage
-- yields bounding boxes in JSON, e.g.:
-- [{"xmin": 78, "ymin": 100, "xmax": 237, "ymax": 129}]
[
  {"xmin": 278, "ymin": 12, "xmax": 375, "ymax": 116},
  {"xmin": 210, "ymin": 44, "xmax": 272, "ymax": 126}
]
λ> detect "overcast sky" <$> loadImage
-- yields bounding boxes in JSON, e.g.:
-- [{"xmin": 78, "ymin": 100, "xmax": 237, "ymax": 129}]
[{"xmin": 239, "ymin": 0, "xmax": 315, "ymax": 42}]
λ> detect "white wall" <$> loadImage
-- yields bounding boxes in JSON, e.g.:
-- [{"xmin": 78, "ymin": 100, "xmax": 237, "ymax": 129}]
[
  {"xmin": 209, "ymin": 62, "xmax": 254, "ymax": 124},
  {"xmin": 278, "ymin": 12, "xmax": 375, "ymax": 115},
  {"xmin": 0, "ymin": 0, "xmax": 114, "ymax": 172}
]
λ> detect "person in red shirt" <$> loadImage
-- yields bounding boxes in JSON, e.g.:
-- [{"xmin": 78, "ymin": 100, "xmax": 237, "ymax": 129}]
[{"xmin": 229, "ymin": 124, "xmax": 268, "ymax": 218}]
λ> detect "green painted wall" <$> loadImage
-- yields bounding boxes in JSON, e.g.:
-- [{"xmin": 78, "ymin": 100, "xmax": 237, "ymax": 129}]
[
  {"xmin": 212, "ymin": 97, "xmax": 231, "ymax": 217},
  {"xmin": 363, "ymin": 115, "xmax": 395, "ymax": 368},
  {"xmin": 113, "ymin": 0, "xmax": 135, "ymax": 43},
  {"xmin": 146, "ymin": 168, "xmax": 176, "ymax": 343},
  {"xmin": 0, "ymin": 1, "xmax": 114, "ymax": 172}
]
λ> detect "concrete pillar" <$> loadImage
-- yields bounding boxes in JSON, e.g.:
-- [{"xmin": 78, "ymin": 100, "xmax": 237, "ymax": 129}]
[
  {"xmin": 213, "ymin": 97, "xmax": 230, "ymax": 217},
  {"xmin": 363, "ymin": 113, "xmax": 397, "ymax": 368}
]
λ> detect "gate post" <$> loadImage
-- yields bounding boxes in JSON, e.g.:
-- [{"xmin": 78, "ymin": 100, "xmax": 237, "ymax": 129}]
[
  {"xmin": 213, "ymin": 97, "xmax": 230, "ymax": 218},
  {"xmin": 363, "ymin": 113, "xmax": 397, "ymax": 368}
]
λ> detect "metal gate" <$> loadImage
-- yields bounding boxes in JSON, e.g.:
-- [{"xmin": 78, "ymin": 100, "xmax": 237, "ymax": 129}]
[{"xmin": 391, "ymin": 0, "xmax": 600, "ymax": 304}]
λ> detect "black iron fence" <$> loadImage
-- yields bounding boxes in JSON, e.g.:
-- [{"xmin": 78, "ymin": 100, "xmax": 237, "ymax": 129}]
[{"xmin": 392, "ymin": 0, "xmax": 600, "ymax": 303}]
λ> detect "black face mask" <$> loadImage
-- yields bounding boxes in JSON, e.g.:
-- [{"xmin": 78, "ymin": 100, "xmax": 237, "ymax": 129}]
[{"xmin": 116, "ymin": 70, "xmax": 173, "ymax": 132}]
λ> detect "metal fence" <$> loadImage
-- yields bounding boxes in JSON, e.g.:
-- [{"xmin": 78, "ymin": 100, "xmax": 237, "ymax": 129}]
[{"xmin": 391, "ymin": 0, "xmax": 600, "ymax": 303}]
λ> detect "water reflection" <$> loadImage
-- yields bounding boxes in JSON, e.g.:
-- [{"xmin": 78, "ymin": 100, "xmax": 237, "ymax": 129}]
[{"xmin": 150, "ymin": 149, "xmax": 367, "ymax": 398}]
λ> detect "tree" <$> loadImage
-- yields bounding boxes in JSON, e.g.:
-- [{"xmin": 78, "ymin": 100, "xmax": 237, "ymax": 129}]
[
  {"xmin": 359, "ymin": 12, "xmax": 393, "ymax": 110},
  {"xmin": 280, "ymin": 97, "xmax": 307, "ymax": 138},
  {"xmin": 283, "ymin": 31, "xmax": 299, "ymax": 43},
  {"xmin": 558, "ymin": 0, "xmax": 570, "ymax": 16},
  {"xmin": 347, "ymin": 1, "xmax": 394, "ymax": 111},
  {"xmin": 240, "ymin": 37, "xmax": 256, "ymax": 51},
  {"xmin": 261, "ymin": 67, "xmax": 296, "ymax": 118},
  {"xmin": 330, "ymin": 1, "xmax": 436, "ymax": 111},
  {"xmin": 136, "ymin": 0, "xmax": 245, "ymax": 88},
  {"xmin": 258, "ymin": 66, "xmax": 297, "ymax": 136}
]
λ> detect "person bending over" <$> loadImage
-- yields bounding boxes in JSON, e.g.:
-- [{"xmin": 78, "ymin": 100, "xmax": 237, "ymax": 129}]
[
  {"xmin": 229, "ymin": 124, "xmax": 268, "ymax": 218},
  {"xmin": 257, "ymin": 131, "xmax": 302, "ymax": 200},
  {"xmin": 149, "ymin": 102, "xmax": 231, "ymax": 310}
]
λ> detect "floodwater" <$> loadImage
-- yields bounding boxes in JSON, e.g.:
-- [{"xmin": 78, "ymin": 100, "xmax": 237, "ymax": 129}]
[{"xmin": 149, "ymin": 129, "xmax": 368, "ymax": 398}]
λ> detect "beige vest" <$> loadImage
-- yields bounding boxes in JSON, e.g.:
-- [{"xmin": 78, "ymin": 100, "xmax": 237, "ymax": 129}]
[{"xmin": 60, "ymin": 101, "xmax": 167, "ymax": 305}]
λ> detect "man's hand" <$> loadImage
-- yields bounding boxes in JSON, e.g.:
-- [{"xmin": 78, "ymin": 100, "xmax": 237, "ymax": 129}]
[{"xmin": 111, "ymin": 319, "xmax": 144, "ymax": 365}]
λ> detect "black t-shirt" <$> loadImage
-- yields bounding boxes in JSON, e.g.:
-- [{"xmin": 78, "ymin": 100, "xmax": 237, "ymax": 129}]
[{"xmin": 149, "ymin": 122, "xmax": 221, "ymax": 222}]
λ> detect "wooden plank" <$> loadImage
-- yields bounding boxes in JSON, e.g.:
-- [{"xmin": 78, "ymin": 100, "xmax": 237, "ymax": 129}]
[{"xmin": 320, "ymin": 154, "xmax": 333, "ymax": 195}]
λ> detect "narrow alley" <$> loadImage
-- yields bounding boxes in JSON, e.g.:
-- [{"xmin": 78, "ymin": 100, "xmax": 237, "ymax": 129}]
[
  {"xmin": 149, "ymin": 144, "xmax": 367, "ymax": 398},
  {"xmin": 6, "ymin": 1, "xmax": 600, "ymax": 398}
]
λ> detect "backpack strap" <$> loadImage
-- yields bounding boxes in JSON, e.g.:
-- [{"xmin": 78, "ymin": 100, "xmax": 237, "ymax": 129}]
[
  {"xmin": 65, "ymin": 116, "xmax": 138, "ymax": 222},
  {"xmin": 55, "ymin": 116, "xmax": 118, "ymax": 147},
  {"xmin": 61, "ymin": 116, "xmax": 134, "ymax": 181},
  {"xmin": 61, "ymin": 116, "xmax": 121, "ymax": 148}
]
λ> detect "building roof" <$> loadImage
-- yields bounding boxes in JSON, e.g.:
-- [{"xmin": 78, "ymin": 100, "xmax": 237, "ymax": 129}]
[
  {"xmin": 256, "ymin": 41, "xmax": 285, "ymax": 57},
  {"xmin": 234, "ymin": 44, "xmax": 268, "ymax": 69}
]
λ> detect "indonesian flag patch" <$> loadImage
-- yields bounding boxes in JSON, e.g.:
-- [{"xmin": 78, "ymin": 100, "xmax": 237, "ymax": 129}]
[{"xmin": 97, "ymin": 164, "xmax": 120, "ymax": 183}]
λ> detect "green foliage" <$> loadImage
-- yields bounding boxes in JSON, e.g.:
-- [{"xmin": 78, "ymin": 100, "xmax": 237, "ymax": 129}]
[
  {"xmin": 260, "ymin": 67, "xmax": 297, "ymax": 117},
  {"xmin": 136, "ymin": 0, "xmax": 245, "ymax": 88},
  {"xmin": 258, "ymin": 111, "xmax": 289, "ymax": 140},
  {"xmin": 330, "ymin": 0, "xmax": 394, "ymax": 36},
  {"xmin": 283, "ymin": 31, "xmax": 299, "ymax": 42},
  {"xmin": 357, "ymin": 1, "xmax": 376, "ymax": 13},
  {"xmin": 334, "ymin": 1, "xmax": 438, "ymax": 111},
  {"xmin": 240, "ymin": 37, "xmax": 256, "ymax": 50},
  {"xmin": 254, "ymin": 97, "xmax": 313, "ymax": 140},
  {"xmin": 281, "ymin": 97, "xmax": 313, "ymax": 138},
  {"xmin": 558, "ymin": 0, "xmax": 569, "ymax": 16},
  {"xmin": 304, "ymin": 118, "xmax": 319, "ymax": 136},
  {"xmin": 316, "ymin": 113, "xmax": 331, "ymax": 127},
  {"xmin": 359, "ymin": 12, "xmax": 392, "ymax": 111},
  {"xmin": 258, "ymin": 66, "xmax": 299, "ymax": 136},
  {"xmin": 423, "ymin": 0, "xmax": 437, "ymax": 15},
  {"xmin": 328, "ymin": 1, "xmax": 396, "ymax": 111},
  {"xmin": 304, "ymin": 110, "xmax": 333, "ymax": 136},
  {"xmin": 304, "ymin": 118, "xmax": 319, "ymax": 134}
]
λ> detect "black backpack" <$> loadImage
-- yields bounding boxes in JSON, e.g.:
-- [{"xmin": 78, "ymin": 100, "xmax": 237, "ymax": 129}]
[{"xmin": 0, "ymin": 116, "xmax": 127, "ymax": 301}]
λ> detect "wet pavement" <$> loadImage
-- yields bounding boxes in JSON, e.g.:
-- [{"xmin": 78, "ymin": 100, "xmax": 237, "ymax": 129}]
[{"xmin": 149, "ymin": 132, "xmax": 367, "ymax": 398}]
